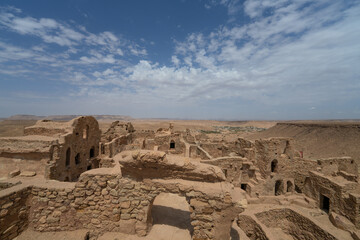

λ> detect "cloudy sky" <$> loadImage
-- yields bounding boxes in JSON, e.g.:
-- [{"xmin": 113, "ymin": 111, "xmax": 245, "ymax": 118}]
[{"xmin": 0, "ymin": 0, "xmax": 359, "ymax": 119}]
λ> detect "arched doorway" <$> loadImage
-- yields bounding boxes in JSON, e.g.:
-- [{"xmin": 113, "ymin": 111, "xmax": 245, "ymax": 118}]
[
  {"xmin": 271, "ymin": 159, "xmax": 278, "ymax": 173},
  {"xmin": 150, "ymin": 193, "xmax": 192, "ymax": 239}
]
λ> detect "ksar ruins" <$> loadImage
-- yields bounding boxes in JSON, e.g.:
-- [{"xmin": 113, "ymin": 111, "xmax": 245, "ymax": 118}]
[{"xmin": 0, "ymin": 116, "xmax": 360, "ymax": 240}]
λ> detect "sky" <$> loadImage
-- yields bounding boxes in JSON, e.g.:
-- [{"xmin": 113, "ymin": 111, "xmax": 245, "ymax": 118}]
[{"xmin": 0, "ymin": 0, "xmax": 359, "ymax": 120}]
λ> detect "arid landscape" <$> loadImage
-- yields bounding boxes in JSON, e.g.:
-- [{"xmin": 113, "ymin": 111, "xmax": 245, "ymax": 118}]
[
  {"xmin": 1, "ymin": 0, "xmax": 359, "ymax": 239},
  {"xmin": 1, "ymin": 115, "xmax": 360, "ymax": 240}
]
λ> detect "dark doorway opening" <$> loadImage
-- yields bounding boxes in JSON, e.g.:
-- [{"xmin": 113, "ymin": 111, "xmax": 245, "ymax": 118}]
[
  {"xmin": 271, "ymin": 159, "xmax": 278, "ymax": 172},
  {"xmin": 66, "ymin": 148, "xmax": 71, "ymax": 167},
  {"xmin": 90, "ymin": 147, "xmax": 95, "ymax": 158},
  {"xmin": 320, "ymin": 194, "xmax": 330, "ymax": 213},
  {"xmin": 287, "ymin": 181, "xmax": 294, "ymax": 192},
  {"xmin": 241, "ymin": 184, "xmax": 247, "ymax": 191},
  {"xmin": 87, "ymin": 165, "xmax": 92, "ymax": 170},
  {"xmin": 170, "ymin": 140, "xmax": 175, "ymax": 149},
  {"xmin": 275, "ymin": 180, "xmax": 284, "ymax": 196}
]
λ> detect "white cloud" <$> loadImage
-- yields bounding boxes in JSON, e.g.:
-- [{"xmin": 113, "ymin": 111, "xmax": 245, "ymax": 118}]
[
  {"xmin": 0, "ymin": 1, "xmax": 359, "ymax": 119},
  {"xmin": 171, "ymin": 55, "xmax": 180, "ymax": 66}
]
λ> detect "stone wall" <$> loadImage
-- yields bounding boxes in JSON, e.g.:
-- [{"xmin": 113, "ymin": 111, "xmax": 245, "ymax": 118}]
[
  {"xmin": 0, "ymin": 186, "xmax": 31, "ymax": 240},
  {"xmin": 317, "ymin": 157, "xmax": 358, "ymax": 177},
  {"xmin": 3, "ymin": 165, "xmax": 244, "ymax": 240},
  {"xmin": 200, "ymin": 157, "xmax": 246, "ymax": 186},
  {"xmin": 47, "ymin": 116, "xmax": 101, "ymax": 181},
  {"xmin": 303, "ymin": 171, "xmax": 360, "ymax": 228},
  {"xmin": 154, "ymin": 134, "xmax": 186, "ymax": 155},
  {"xmin": 101, "ymin": 134, "xmax": 132, "ymax": 158},
  {"xmin": 256, "ymin": 208, "xmax": 338, "ymax": 240}
]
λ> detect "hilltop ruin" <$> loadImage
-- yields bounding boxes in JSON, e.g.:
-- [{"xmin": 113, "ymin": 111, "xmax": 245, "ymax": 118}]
[{"xmin": 0, "ymin": 117, "xmax": 359, "ymax": 240}]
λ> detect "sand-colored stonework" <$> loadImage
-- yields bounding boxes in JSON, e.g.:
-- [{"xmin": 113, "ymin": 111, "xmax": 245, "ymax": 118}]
[{"xmin": 0, "ymin": 117, "xmax": 360, "ymax": 240}]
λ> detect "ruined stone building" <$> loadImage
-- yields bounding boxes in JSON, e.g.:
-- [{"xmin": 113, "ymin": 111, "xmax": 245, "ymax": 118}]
[
  {"xmin": 0, "ymin": 116, "xmax": 101, "ymax": 181},
  {"xmin": 0, "ymin": 117, "xmax": 360, "ymax": 240}
]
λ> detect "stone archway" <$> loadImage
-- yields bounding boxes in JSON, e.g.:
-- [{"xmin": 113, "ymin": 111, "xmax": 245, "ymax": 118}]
[{"xmin": 150, "ymin": 193, "xmax": 193, "ymax": 239}]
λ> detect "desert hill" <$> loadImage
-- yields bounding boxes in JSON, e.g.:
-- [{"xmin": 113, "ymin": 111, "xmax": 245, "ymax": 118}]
[{"xmin": 246, "ymin": 121, "xmax": 360, "ymax": 161}]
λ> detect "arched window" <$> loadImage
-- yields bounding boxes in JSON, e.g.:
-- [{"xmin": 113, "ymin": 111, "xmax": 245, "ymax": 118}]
[
  {"xmin": 170, "ymin": 140, "xmax": 175, "ymax": 149},
  {"xmin": 90, "ymin": 146, "xmax": 95, "ymax": 158},
  {"xmin": 66, "ymin": 148, "xmax": 71, "ymax": 167},
  {"xmin": 75, "ymin": 153, "xmax": 80, "ymax": 165},
  {"xmin": 271, "ymin": 159, "xmax": 278, "ymax": 172},
  {"xmin": 83, "ymin": 125, "xmax": 89, "ymax": 139}
]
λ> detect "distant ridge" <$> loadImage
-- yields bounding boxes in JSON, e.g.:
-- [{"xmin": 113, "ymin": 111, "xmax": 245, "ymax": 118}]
[
  {"xmin": 7, "ymin": 115, "xmax": 45, "ymax": 120},
  {"xmin": 5, "ymin": 114, "xmax": 133, "ymax": 121}
]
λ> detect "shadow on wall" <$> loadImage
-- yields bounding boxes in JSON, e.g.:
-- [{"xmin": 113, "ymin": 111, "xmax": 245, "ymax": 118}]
[
  {"xmin": 152, "ymin": 205, "xmax": 193, "ymax": 235},
  {"xmin": 230, "ymin": 227, "xmax": 240, "ymax": 240}
]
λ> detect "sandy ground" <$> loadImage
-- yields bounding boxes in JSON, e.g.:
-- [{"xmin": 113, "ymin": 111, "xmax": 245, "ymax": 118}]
[{"xmin": 0, "ymin": 120, "xmax": 37, "ymax": 137}]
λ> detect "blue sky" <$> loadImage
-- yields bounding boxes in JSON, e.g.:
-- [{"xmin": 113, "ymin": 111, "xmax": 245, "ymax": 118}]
[{"xmin": 0, "ymin": 0, "xmax": 359, "ymax": 119}]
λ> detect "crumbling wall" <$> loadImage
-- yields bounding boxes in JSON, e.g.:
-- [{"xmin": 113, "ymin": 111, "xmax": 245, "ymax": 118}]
[
  {"xmin": 254, "ymin": 138, "xmax": 295, "ymax": 178},
  {"xmin": 101, "ymin": 121, "xmax": 134, "ymax": 142},
  {"xmin": 237, "ymin": 215, "xmax": 269, "ymax": 240},
  {"xmin": 27, "ymin": 168, "xmax": 243, "ymax": 240},
  {"xmin": 47, "ymin": 116, "xmax": 101, "ymax": 181},
  {"xmin": 0, "ymin": 186, "xmax": 31, "ymax": 240},
  {"xmin": 200, "ymin": 157, "xmax": 246, "ymax": 186},
  {"xmin": 101, "ymin": 134, "xmax": 132, "ymax": 158},
  {"xmin": 256, "ymin": 208, "xmax": 338, "ymax": 240},
  {"xmin": 317, "ymin": 157, "xmax": 358, "ymax": 178},
  {"xmin": 303, "ymin": 171, "xmax": 360, "ymax": 228},
  {"xmin": 146, "ymin": 134, "xmax": 185, "ymax": 155}
]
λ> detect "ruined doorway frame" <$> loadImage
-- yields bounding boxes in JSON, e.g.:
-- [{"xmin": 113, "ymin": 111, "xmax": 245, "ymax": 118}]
[
  {"xmin": 275, "ymin": 180, "xmax": 284, "ymax": 196},
  {"xmin": 286, "ymin": 181, "xmax": 293, "ymax": 193},
  {"xmin": 320, "ymin": 194, "xmax": 330, "ymax": 213},
  {"xmin": 170, "ymin": 140, "xmax": 175, "ymax": 149}
]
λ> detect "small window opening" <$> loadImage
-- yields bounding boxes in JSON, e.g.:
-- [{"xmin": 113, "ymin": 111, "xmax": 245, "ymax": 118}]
[
  {"xmin": 271, "ymin": 159, "xmax": 278, "ymax": 173},
  {"xmin": 224, "ymin": 169, "xmax": 228, "ymax": 178},
  {"xmin": 87, "ymin": 165, "xmax": 92, "ymax": 170},
  {"xmin": 241, "ymin": 184, "xmax": 247, "ymax": 191},
  {"xmin": 66, "ymin": 148, "xmax": 71, "ymax": 167},
  {"xmin": 320, "ymin": 194, "xmax": 330, "ymax": 213},
  {"xmin": 75, "ymin": 153, "xmax": 81, "ymax": 165},
  {"xmin": 64, "ymin": 177, "xmax": 69, "ymax": 182},
  {"xmin": 170, "ymin": 140, "xmax": 175, "ymax": 149},
  {"xmin": 83, "ymin": 125, "xmax": 89, "ymax": 139}
]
